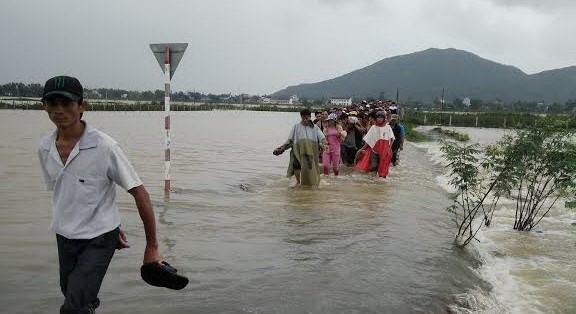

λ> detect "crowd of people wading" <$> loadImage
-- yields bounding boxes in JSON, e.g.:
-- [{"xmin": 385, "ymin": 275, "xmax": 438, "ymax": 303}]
[{"xmin": 274, "ymin": 100, "xmax": 405, "ymax": 187}]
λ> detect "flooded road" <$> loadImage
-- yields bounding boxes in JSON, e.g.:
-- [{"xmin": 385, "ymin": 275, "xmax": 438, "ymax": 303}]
[{"xmin": 1, "ymin": 110, "xmax": 572, "ymax": 313}]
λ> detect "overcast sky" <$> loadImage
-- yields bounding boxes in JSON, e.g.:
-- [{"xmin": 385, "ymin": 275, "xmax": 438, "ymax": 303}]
[{"xmin": 0, "ymin": 0, "xmax": 574, "ymax": 94}]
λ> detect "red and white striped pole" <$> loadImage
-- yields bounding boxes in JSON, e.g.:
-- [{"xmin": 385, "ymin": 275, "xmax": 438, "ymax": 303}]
[
  {"xmin": 164, "ymin": 47, "xmax": 171, "ymax": 196},
  {"xmin": 150, "ymin": 43, "xmax": 186, "ymax": 198}
]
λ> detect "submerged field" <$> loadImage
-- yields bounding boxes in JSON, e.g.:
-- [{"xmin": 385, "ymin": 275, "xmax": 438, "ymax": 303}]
[{"xmin": 0, "ymin": 110, "xmax": 574, "ymax": 313}]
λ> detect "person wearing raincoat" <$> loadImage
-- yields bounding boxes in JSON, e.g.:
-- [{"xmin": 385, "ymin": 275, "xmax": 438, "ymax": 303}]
[
  {"xmin": 273, "ymin": 109, "xmax": 327, "ymax": 186},
  {"xmin": 354, "ymin": 111, "xmax": 395, "ymax": 178}
]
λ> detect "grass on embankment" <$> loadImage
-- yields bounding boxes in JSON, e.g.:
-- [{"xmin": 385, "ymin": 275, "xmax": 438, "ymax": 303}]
[
  {"xmin": 432, "ymin": 127, "xmax": 470, "ymax": 141},
  {"xmin": 403, "ymin": 122, "xmax": 428, "ymax": 142},
  {"xmin": 403, "ymin": 110, "xmax": 576, "ymax": 129}
]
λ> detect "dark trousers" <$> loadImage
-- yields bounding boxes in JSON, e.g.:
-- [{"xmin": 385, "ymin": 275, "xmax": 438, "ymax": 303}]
[
  {"xmin": 392, "ymin": 139, "xmax": 402, "ymax": 166},
  {"xmin": 392, "ymin": 149, "xmax": 400, "ymax": 165},
  {"xmin": 341, "ymin": 144, "xmax": 358, "ymax": 166},
  {"xmin": 56, "ymin": 228, "xmax": 119, "ymax": 314}
]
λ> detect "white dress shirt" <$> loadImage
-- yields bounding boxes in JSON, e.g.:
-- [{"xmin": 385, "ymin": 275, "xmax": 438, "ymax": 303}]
[{"xmin": 38, "ymin": 122, "xmax": 142, "ymax": 239}]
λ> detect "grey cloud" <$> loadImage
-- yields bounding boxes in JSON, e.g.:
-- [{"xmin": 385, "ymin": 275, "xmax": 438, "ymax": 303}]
[
  {"xmin": 482, "ymin": 0, "xmax": 576, "ymax": 10},
  {"xmin": 317, "ymin": 0, "xmax": 380, "ymax": 5},
  {"xmin": 315, "ymin": 0, "xmax": 385, "ymax": 11},
  {"xmin": 0, "ymin": 0, "xmax": 575, "ymax": 94}
]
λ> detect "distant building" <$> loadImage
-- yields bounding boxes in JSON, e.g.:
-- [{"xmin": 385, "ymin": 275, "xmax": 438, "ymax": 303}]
[
  {"xmin": 330, "ymin": 97, "xmax": 352, "ymax": 107},
  {"xmin": 536, "ymin": 102, "xmax": 548, "ymax": 112},
  {"xmin": 87, "ymin": 90, "xmax": 102, "ymax": 99},
  {"xmin": 267, "ymin": 95, "xmax": 299, "ymax": 105},
  {"xmin": 463, "ymin": 97, "xmax": 471, "ymax": 107},
  {"xmin": 239, "ymin": 94, "xmax": 250, "ymax": 103},
  {"xmin": 245, "ymin": 95, "xmax": 260, "ymax": 103},
  {"xmin": 219, "ymin": 94, "xmax": 232, "ymax": 102},
  {"xmin": 274, "ymin": 99, "xmax": 292, "ymax": 105}
]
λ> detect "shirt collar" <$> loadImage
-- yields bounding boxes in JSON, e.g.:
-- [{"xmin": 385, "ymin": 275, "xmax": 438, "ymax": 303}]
[
  {"xmin": 39, "ymin": 121, "xmax": 100, "ymax": 151},
  {"xmin": 78, "ymin": 122, "xmax": 99, "ymax": 150},
  {"xmin": 40, "ymin": 131, "xmax": 57, "ymax": 151}
]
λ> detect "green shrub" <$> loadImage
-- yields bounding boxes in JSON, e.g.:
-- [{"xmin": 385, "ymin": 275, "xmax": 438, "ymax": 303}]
[{"xmin": 403, "ymin": 122, "xmax": 428, "ymax": 142}]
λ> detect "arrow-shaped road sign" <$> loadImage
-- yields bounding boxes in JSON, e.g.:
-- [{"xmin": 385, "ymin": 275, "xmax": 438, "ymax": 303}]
[{"xmin": 150, "ymin": 43, "xmax": 188, "ymax": 79}]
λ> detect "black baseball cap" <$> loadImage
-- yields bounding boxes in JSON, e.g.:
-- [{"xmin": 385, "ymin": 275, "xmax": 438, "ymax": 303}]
[{"xmin": 42, "ymin": 76, "xmax": 83, "ymax": 102}]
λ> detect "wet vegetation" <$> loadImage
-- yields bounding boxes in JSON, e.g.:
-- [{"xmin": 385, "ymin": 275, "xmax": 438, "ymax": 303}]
[
  {"xmin": 432, "ymin": 127, "xmax": 470, "ymax": 141},
  {"xmin": 403, "ymin": 122, "xmax": 428, "ymax": 142},
  {"xmin": 404, "ymin": 110, "xmax": 576, "ymax": 129},
  {"xmin": 442, "ymin": 118, "xmax": 576, "ymax": 246}
]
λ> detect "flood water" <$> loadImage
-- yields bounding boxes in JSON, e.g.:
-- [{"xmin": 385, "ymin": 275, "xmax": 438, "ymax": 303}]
[{"xmin": 0, "ymin": 110, "xmax": 573, "ymax": 313}]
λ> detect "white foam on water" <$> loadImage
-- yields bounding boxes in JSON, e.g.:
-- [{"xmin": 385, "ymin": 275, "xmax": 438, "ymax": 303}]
[
  {"xmin": 411, "ymin": 140, "xmax": 446, "ymax": 166},
  {"xmin": 449, "ymin": 287, "xmax": 503, "ymax": 314},
  {"xmin": 421, "ymin": 132, "xmax": 573, "ymax": 313},
  {"xmin": 436, "ymin": 174, "xmax": 457, "ymax": 194},
  {"xmin": 472, "ymin": 226, "xmax": 543, "ymax": 314}
]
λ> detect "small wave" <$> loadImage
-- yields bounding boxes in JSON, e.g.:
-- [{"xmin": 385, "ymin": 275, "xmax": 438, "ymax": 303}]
[
  {"xmin": 436, "ymin": 174, "xmax": 457, "ymax": 193},
  {"xmin": 171, "ymin": 186, "xmax": 224, "ymax": 196},
  {"xmin": 449, "ymin": 287, "xmax": 504, "ymax": 314},
  {"xmin": 472, "ymin": 227, "xmax": 543, "ymax": 314}
]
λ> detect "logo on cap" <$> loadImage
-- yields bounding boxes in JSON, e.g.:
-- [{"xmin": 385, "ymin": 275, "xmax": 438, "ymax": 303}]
[{"xmin": 55, "ymin": 76, "xmax": 66, "ymax": 89}]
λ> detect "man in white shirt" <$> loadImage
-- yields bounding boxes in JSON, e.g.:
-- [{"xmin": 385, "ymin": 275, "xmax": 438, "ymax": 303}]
[{"xmin": 38, "ymin": 76, "xmax": 163, "ymax": 313}]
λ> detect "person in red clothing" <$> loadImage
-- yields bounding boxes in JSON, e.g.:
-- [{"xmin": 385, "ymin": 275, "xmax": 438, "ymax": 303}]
[{"xmin": 354, "ymin": 111, "xmax": 395, "ymax": 178}]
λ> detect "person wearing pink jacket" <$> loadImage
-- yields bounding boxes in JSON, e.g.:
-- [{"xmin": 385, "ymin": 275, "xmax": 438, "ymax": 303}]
[{"xmin": 322, "ymin": 114, "xmax": 347, "ymax": 176}]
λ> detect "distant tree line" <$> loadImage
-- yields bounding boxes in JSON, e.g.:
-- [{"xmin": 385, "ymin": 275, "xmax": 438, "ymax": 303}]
[
  {"xmin": 403, "ymin": 97, "xmax": 576, "ymax": 114},
  {"xmin": 0, "ymin": 83, "xmax": 44, "ymax": 98},
  {"xmin": 0, "ymin": 82, "xmax": 260, "ymax": 104},
  {"xmin": 2, "ymin": 82, "xmax": 575, "ymax": 113}
]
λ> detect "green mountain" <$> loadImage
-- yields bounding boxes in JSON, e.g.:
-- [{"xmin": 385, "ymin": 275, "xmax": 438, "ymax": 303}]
[{"xmin": 273, "ymin": 48, "xmax": 576, "ymax": 103}]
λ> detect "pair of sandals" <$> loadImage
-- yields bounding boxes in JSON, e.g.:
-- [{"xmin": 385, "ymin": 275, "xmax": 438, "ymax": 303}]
[{"xmin": 141, "ymin": 261, "xmax": 189, "ymax": 290}]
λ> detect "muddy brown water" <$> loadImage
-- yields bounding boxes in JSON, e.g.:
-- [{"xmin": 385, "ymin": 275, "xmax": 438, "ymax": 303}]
[{"xmin": 4, "ymin": 111, "xmax": 571, "ymax": 313}]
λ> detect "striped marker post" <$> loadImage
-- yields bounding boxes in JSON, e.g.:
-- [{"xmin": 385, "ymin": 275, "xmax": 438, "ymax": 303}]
[
  {"xmin": 164, "ymin": 47, "xmax": 171, "ymax": 196},
  {"xmin": 150, "ymin": 43, "xmax": 188, "ymax": 198}
]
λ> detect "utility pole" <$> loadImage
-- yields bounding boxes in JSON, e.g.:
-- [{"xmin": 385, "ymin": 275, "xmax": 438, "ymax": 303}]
[{"xmin": 441, "ymin": 88, "xmax": 445, "ymax": 112}]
